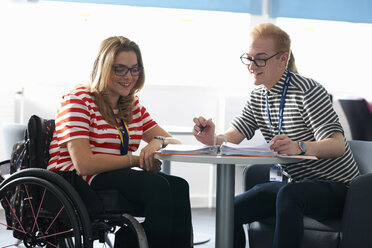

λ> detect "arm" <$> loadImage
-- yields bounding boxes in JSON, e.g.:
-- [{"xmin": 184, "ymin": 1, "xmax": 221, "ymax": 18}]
[
  {"xmin": 270, "ymin": 82, "xmax": 346, "ymax": 158},
  {"xmin": 67, "ymin": 138, "xmax": 137, "ymax": 176},
  {"xmin": 270, "ymin": 131, "xmax": 345, "ymax": 158},
  {"xmin": 67, "ymin": 125, "xmax": 180, "ymax": 175}
]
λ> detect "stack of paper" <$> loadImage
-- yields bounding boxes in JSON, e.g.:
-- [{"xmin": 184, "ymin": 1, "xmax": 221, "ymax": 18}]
[
  {"xmin": 158, "ymin": 144, "xmax": 220, "ymax": 155},
  {"xmin": 157, "ymin": 143, "xmax": 318, "ymax": 160},
  {"xmin": 220, "ymin": 142, "xmax": 278, "ymax": 156}
]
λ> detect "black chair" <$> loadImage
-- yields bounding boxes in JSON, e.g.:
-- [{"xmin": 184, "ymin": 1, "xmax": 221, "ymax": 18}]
[
  {"xmin": 0, "ymin": 115, "xmax": 148, "ymax": 248},
  {"xmin": 339, "ymin": 98, "xmax": 372, "ymax": 141},
  {"xmin": 242, "ymin": 140, "xmax": 372, "ymax": 248}
]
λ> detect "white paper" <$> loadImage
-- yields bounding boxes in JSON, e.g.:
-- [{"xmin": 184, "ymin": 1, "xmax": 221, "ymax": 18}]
[
  {"xmin": 220, "ymin": 142, "xmax": 278, "ymax": 156},
  {"xmin": 158, "ymin": 144, "xmax": 220, "ymax": 155}
]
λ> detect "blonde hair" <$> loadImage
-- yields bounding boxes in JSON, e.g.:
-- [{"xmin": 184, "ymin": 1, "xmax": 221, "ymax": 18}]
[
  {"xmin": 88, "ymin": 36, "xmax": 145, "ymax": 125},
  {"xmin": 288, "ymin": 50, "xmax": 298, "ymax": 74},
  {"xmin": 250, "ymin": 23, "xmax": 298, "ymax": 73}
]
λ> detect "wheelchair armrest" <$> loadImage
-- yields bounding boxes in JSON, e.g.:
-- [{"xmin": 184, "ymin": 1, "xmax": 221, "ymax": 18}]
[{"xmin": 243, "ymin": 164, "xmax": 273, "ymax": 191}]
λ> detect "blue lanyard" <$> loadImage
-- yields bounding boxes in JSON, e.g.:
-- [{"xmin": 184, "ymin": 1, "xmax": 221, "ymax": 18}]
[
  {"xmin": 265, "ymin": 72, "xmax": 292, "ymax": 137},
  {"xmin": 114, "ymin": 119, "xmax": 130, "ymax": 155}
]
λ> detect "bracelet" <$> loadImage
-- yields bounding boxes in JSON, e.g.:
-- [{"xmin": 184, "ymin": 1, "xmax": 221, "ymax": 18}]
[
  {"xmin": 128, "ymin": 152, "xmax": 133, "ymax": 166},
  {"xmin": 154, "ymin": 136, "xmax": 166, "ymax": 148},
  {"xmin": 213, "ymin": 134, "xmax": 217, "ymax": 146},
  {"xmin": 218, "ymin": 134, "xmax": 228, "ymax": 144},
  {"xmin": 213, "ymin": 134, "xmax": 228, "ymax": 146}
]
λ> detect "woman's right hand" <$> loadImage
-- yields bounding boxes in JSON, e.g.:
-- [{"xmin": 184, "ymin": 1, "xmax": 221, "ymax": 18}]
[{"xmin": 192, "ymin": 116, "xmax": 215, "ymax": 145}]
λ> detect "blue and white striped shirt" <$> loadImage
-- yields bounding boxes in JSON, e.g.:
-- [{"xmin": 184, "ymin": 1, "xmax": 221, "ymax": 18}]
[{"xmin": 232, "ymin": 70, "xmax": 360, "ymax": 185}]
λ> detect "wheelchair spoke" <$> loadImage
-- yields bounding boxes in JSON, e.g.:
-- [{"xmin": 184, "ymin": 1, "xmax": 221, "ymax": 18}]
[
  {"xmin": 44, "ymin": 205, "xmax": 65, "ymax": 234},
  {"xmin": 4, "ymin": 195, "xmax": 26, "ymax": 234},
  {"xmin": 1, "ymin": 242, "xmax": 23, "ymax": 248},
  {"xmin": 34, "ymin": 187, "xmax": 47, "ymax": 230},
  {"xmin": 0, "ymin": 221, "xmax": 27, "ymax": 234},
  {"xmin": 24, "ymin": 184, "xmax": 41, "ymax": 233},
  {"xmin": 46, "ymin": 240, "xmax": 59, "ymax": 248}
]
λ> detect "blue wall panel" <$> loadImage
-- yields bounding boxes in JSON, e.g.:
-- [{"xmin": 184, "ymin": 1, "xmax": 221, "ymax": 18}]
[
  {"xmin": 269, "ymin": 0, "xmax": 372, "ymax": 23},
  {"xmin": 40, "ymin": 0, "xmax": 372, "ymax": 23},
  {"xmin": 42, "ymin": 0, "xmax": 262, "ymax": 14}
]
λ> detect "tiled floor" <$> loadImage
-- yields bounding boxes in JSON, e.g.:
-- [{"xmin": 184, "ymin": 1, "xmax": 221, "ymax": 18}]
[
  {"xmin": 0, "ymin": 207, "xmax": 249, "ymax": 247},
  {"xmin": 0, "ymin": 208, "xmax": 218, "ymax": 247},
  {"xmin": 192, "ymin": 208, "xmax": 216, "ymax": 248}
]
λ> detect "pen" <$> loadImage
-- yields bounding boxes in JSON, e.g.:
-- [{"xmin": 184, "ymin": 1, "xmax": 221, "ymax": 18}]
[{"xmin": 197, "ymin": 126, "xmax": 206, "ymax": 135}]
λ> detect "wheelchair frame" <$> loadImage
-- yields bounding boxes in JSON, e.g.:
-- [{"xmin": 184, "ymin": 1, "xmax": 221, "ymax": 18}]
[{"xmin": 0, "ymin": 115, "xmax": 148, "ymax": 248}]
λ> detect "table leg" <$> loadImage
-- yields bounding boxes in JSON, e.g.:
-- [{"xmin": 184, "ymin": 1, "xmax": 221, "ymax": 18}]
[
  {"xmin": 216, "ymin": 163, "xmax": 235, "ymax": 248},
  {"xmin": 161, "ymin": 160, "xmax": 171, "ymax": 174}
]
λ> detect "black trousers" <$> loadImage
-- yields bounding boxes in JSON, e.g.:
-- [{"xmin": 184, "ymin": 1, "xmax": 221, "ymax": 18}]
[
  {"xmin": 234, "ymin": 179, "xmax": 347, "ymax": 248},
  {"xmin": 91, "ymin": 168, "xmax": 193, "ymax": 248}
]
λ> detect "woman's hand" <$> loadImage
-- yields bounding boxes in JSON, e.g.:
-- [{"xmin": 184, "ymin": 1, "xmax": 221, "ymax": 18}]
[
  {"xmin": 148, "ymin": 158, "xmax": 162, "ymax": 173},
  {"xmin": 270, "ymin": 134, "xmax": 300, "ymax": 155},
  {"xmin": 139, "ymin": 139, "xmax": 163, "ymax": 172},
  {"xmin": 139, "ymin": 125, "xmax": 181, "ymax": 172},
  {"xmin": 192, "ymin": 116, "xmax": 215, "ymax": 145}
]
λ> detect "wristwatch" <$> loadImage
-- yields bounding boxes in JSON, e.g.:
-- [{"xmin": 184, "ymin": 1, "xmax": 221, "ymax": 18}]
[
  {"xmin": 298, "ymin": 141, "xmax": 307, "ymax": 155},
  {"xmin": 154, "ymin": 136, "xmax": 166, "ymax": 148}
]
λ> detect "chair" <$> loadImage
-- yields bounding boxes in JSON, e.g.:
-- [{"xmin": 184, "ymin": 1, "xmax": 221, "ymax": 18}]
[
  {"xmin": 242, "ymin": 140, "xmax": 372, "ymax": 248},
  {"xmin": 0, "ymin": 115, "xmax": 148, "ymax": 248},
  {"xmin": 1, "ymin": 122, "xmax": 27, "ymax": 159},
  {"xmin": 339, "ymin": 99, "xmax": 372, "ymax": 141}
]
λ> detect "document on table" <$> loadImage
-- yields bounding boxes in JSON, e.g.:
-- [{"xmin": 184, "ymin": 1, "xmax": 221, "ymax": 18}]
[
  {"xmin": 220, "ymin": 142, "xmax": 277, "ymax": 156},
  {"xmin": 158, "ymin": 144, "xmax": 220, "ymax": 155},
  {"xmin": 157, "ymin": 142, "xmax": 277, "ymax": 156},
  {"xmin": 220, "ymin": 142, "xmax": 317, "ymax": 160},
  {"xmin": 157, "ymin": 143, "xmax": 318, "ymax": 160}
]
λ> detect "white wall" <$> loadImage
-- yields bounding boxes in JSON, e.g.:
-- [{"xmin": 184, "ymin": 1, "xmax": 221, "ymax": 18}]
[{"xmin": 277, "ymin": 18, "xmax": 372, "ymax": 101}]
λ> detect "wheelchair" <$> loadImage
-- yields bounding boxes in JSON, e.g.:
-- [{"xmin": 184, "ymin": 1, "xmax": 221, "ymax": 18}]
[{"xmin": 0, "ymin": 115, "xmax": 148, "ymax": 248}]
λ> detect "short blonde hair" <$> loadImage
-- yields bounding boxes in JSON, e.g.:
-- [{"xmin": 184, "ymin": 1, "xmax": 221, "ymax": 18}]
[
  {"xmin": 250, "ymin": 23, "xmax": 297, "ymax": 73},
  {"xmin": 250, "ymin": 23, "xmax": 291, "ymax": 54}
]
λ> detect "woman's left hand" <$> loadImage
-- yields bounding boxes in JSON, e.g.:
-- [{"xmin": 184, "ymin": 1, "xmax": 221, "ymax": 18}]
[
  {"xmin": 270, "ymin": 134, "xmax": 300, "ymax": 155},
  {"xmin": 139, "ymin": 139, "xmax": 163, "ymax": 172}
]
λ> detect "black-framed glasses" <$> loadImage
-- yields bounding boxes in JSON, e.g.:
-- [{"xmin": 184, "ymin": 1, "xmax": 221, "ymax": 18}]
[
  {"xmin": 112, "ymin": 65, "xmax": 143, "ymax": 77},
  {"xmin": 240, "ymin": 51, "xmax": 282, "ymax": 67}
]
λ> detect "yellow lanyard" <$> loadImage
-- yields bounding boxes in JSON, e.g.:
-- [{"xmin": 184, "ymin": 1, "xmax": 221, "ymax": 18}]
[{"xmin": 115, "ymin": 120, "xmax": 130, "ymax": 155}]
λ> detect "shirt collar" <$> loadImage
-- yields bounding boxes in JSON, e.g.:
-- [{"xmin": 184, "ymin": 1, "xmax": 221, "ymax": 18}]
[{"xmin": 262, "ymin": 69, "xmax": 289, "ymax": 96}]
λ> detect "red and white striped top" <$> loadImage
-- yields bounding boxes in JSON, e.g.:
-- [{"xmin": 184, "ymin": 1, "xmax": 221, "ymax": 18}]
[{"xmin": 47, "ymin": 86, "xmax": 157, "ymax": 184}]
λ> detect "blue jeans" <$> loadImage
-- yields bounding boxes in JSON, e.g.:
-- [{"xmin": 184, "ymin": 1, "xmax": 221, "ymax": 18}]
[{"xmin": 234, "ymin": 180, "xmax": 347, "ymax": 248}]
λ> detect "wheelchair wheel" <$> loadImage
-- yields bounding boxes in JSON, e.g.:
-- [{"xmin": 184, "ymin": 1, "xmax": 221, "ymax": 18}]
[{"xmin": 0, "ymin": 176, "xmax": 83, "ymax": 248}]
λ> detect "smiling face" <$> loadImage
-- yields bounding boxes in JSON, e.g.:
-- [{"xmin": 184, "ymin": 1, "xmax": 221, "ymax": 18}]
[
  {"xmin": 246, "ymin": 37, "xmax": 288, "ymax": 90},
  {"xmin": 107, "ymin": 50, "xmax": 139, "ymax": 107}
]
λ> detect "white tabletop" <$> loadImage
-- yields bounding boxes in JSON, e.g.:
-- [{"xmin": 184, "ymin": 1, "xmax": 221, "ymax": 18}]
[{"xmin": 154, "ymin": 153, "xmax": 303, "ymax": 165}]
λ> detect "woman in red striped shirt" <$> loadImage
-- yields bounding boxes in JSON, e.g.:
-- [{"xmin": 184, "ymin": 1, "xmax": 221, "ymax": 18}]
[{"xmin": 47, "ymin": 36, "xmax": 193, "ymax": 248}]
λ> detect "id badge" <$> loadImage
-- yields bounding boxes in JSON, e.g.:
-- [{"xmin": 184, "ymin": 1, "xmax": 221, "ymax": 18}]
[{"xmin": 270, "ymin": 165, "xmax": 283, "ymax": 182}]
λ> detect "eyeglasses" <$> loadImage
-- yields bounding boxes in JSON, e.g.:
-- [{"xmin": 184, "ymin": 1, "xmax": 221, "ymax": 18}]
[
  {"xmin": 112, "ymin": 65, "xmax": 143, "ymax": 77},
  {"xmin": 240, "ymin": 52, "xmax": 282, "ymax": 67}
]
